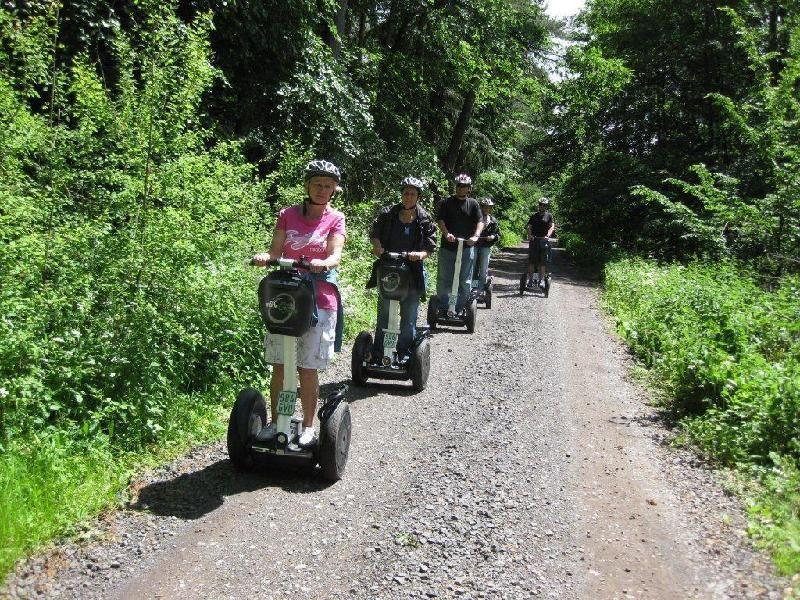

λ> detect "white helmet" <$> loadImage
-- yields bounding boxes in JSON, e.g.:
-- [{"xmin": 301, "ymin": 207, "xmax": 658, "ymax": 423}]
[
  {"xmin": 454, "ymin": 173, "xmax": 472, "ymax": 186},
  {"xmin": 304, "ymin": 159, "xmax": 341, "ymax": 182},
  {"xmin": 400, "ymin": 176, "xmax": 425, "ymax": 194}
]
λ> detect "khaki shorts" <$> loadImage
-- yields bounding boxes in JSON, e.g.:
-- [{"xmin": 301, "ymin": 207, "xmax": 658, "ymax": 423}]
[{"xmin": 264, "ymin": 309, "xmax": 337, "ymax": 370}]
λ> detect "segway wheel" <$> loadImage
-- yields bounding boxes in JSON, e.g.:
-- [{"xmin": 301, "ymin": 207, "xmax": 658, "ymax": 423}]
[
  {"xmin": 544, "ymin": 275, "xmax": 551, "ymax": 298},
  {"xmin": 227, "ymin": 388, "xmax": 267, "ymax": 470},
  {"xmin": 519, "ymin": 273, "xmax": 526, "ymax": 296},
  {"xmin": 351, "ymin": 331, "xmax": 372, "ymax": 386},
  {"xmin": 410, "ymin": 337, "xmax": 431, "ymax": 392},
  {"xmin": 465, "ymin": 299, "xmax": 478, "ymax": 334},
  {"xmin": 427, "ymin": 297, "xmax": 439, "ymax": 329},
  {"xmin": 318, "ymin": 402, "xmax": 351, "ymax": 481},
  {"xmin": 485, "ymin": 283, "xmax": 493, "ymax": 309}
]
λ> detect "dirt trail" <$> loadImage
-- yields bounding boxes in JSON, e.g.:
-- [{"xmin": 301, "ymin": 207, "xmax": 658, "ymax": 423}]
[{"xmin": 3, "ymin": 247, "xmax": 784, "ymax": 599}]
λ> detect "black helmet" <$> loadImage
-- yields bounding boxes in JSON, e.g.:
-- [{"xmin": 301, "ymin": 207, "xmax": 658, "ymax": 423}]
[
  {"xmin": 454, "ymin": 173, "xmax": 472, "ymax": 186},
  {"xmin": 304, "ymin": 159, "xmax": 341, "ymax": 182},
  {"xmin": 480, "ymin": 197, "xmax": 495, "ymax": 207},
  {"xmin": 538, "ymin": 196, "xmax": 551, "ymax": 206},
  {"xmin": 400, "ymin": 176, "xmax": 425, "ymax": 194}
]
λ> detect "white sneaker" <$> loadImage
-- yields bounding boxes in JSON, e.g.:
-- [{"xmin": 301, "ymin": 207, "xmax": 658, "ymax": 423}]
[
  {"xmin": 256, "ymin": 422, "xmax": 276, "ymax": 441},
  {"xmin": 298, "ymin": 426, "xmax": 317, "ymax": 447}
]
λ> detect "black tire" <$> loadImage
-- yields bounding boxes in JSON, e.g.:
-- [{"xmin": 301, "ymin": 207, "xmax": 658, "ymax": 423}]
[
  {"xmin": 227, "ymin": 388, "xmax": 267, "ymax": 471},
  {"xmin": 544, "ymin": 275, "xmax": 551, "ymax": 298},
  {"xmin": 465, "ymin": 299, "xmax": 478, "ymax": 333},
  {"xmin": 519, "ymin": 273, "xmax": 526, "ymax": 296},
  {"xmin": 351, "ymin": 331, "xmax": 372, "ymax": 386},
  {"xmin": 410, "ymin": 337, "xmax": 431, "ymax": 392},
  {"xmin": 318, "ymin": 402, "xmax": 351, "ymax": 481},
  {"xmin": 427, "ymin": 297, "xmax": 438, "ymax": 329},
  {"xmin": 485, "ymin": 283, "xmax": 493, "ymax": 309}
]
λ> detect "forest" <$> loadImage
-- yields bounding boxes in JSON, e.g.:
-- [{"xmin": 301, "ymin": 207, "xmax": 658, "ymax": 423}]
[{"xmin": 0, "ymin": 0, "xmax": 798, "ymax": 580}]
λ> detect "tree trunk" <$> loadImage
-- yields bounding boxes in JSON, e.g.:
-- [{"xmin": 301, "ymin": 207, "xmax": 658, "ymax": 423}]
[
  {"xmin": 444, "ymin": 82, "xmax": 478, "ymax": 174},
  {"xmin": 329, "ymin": 0, "xmax": 349, "ymax": 59},
  {"xmin": 357, "ymin": 9, "xmax": 366, "ymax": 46}
]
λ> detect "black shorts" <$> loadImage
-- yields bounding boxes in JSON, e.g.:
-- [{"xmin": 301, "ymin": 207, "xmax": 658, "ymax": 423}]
[{"xmin": 528, "ymin": 238, "xmax": 551, "ymax": 266}]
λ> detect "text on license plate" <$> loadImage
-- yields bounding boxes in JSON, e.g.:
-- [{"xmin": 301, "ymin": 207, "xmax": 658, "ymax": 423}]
[{"xmin": 277, "ymin": 390, "xmax": 297, "ymax": 416}]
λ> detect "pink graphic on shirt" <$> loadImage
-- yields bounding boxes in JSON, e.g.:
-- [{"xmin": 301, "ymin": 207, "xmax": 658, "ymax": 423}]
[{"xmin": 276, "ymin": 205, "xmax": 346, "ymax": 311}]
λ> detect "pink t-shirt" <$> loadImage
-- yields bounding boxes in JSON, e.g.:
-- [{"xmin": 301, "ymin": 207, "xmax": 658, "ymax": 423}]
[{"xmin": 276, "ymin": 205, "xmax": 346, "ymax": 311}]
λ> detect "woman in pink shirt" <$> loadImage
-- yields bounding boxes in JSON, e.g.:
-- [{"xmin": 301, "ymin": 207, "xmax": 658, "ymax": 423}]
[{"xmin": 251, "ymin": 159, "xmax": 346, "ymax": 447}]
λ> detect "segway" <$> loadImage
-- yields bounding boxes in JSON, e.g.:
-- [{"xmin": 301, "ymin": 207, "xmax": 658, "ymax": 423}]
[
  {"xmin": 227, "ymin": 257, "xmax": 351, "ymax": 481},
  {"xmin": 351, "ymin": 252, "xmax": 431, "ymax": 392},
  {"xmin": 519, "ymin": 237, "xmax": 552, "ymax": 298},
  {"xmin": 427, "ymin": 238, "xmax": 478, "ymax": 333},
  {"xmin": 519, "ymin": 272, "xmax": 551, "ymax": 297}
]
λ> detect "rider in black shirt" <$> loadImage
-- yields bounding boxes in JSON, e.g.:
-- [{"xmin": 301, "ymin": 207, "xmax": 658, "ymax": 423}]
[
  {"xmin": 368, "ymin": 176, "xmax": 437, "ymax": 361},
  {"xmin": 525, "ymin": 197, "xmax": 555, "ymax": 288},
  {"xmin": 434, "ymin": 174, "xmax": 483, "ymax": 314}
]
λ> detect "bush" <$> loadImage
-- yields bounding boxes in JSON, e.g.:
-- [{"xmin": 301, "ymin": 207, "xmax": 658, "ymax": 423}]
[{"xmin": 603, "ymin": 258, "xmax": 800, "ymax": 465}]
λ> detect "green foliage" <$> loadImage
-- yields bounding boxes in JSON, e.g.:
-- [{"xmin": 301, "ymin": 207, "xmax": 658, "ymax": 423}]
[
  {"xmin": 0, "ymin": 390, "xmax": 227, "ymax": 578},
  {"xmin": 0, "ymin": 9, "xmax": 265, "ymax": 447},
  {"xmin": 604, "ymin": 258, "xmax": 799, "ymax": 465},
  {"xmin": 475, "ymin": 170, "xmax": 539, "ymax": 246},
  {"xmin": 746, "ymin": 454, "xmax": 800, "ymax": 575},
  {"xmin": 536, "ymin": 0, "xmax": 800, "ymax": 273}
]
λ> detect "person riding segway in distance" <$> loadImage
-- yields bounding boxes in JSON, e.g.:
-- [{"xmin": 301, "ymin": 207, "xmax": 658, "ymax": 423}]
[
  {"xmin": 475, "ymin": 197, "xmax": 500, "ymax": 301},
  {"xmin": 435, "ymin": 173, "xmax": 483, "ymax": 315},
  {"xmin": 526, "ymin": 196, "xmax": 555, "ymax": 289},
  {"xmin": 367, "ymin": 176, "xmax": 437, "ymax": 364},
  {"xmin": 251, "ymin": 159, "xmax": 346, "ymax": 447}
]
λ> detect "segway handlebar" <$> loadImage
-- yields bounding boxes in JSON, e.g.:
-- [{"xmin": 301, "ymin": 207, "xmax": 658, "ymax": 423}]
[
  {"xmin": 382, "ymin": 251, "xmax": 410, "ymax": 260},
  {"xmin": 250, "ymin": 256, "xmax": 312, "ymax": 269}
]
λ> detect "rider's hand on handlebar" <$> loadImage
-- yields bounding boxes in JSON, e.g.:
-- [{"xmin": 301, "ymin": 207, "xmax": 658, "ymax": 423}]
[
  {"xmin": 445, "ymin": 233, "xmax": 456, "ymax": 244},
  {"xmin": 408, "ymin": 251, "xmax": 424, "ymax": 262},
  {"xmin": 372, "ymin": 246, "xmax": 384, "ymax": 257},
  {"xmin": 251, "ymin": 253, "xmax": 271, "ymax": 266},
  {"xmin": 466, "ymin": 236, "xmax": 479, "ymax": 247},
  {"xmin": 309, "ymin": 258, "xmax": 328, "ymax": 273}
]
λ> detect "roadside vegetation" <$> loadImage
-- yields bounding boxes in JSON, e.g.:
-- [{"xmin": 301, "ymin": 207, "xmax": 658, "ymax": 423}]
[{"xmin": 603, "ymin": 260, "xmax": 800, "ymax": 574}]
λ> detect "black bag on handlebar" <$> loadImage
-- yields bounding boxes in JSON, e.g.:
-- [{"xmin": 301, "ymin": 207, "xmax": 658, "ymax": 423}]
[
  {"xmin": 258, "ymin": 269, "xmax": 315, "ymax": 337},
  {"xmin": 377, "ymin": 256, "xmax": 412, "ymax": 302}
]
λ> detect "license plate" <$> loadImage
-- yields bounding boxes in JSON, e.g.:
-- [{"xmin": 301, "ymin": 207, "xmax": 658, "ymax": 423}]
[
  {"xmin": 277, "ymin": 390, "xmax": 297, "ymax": 416},
  {"xmin": 383, "ymin": 332, "xmax": 399, "ymax": 349}
]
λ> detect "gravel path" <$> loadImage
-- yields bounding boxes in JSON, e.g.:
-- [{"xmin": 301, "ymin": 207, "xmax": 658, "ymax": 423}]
[{"xmin": 2, "ymin": 246, "xmax": 788, "ymax": 599}]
